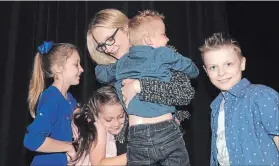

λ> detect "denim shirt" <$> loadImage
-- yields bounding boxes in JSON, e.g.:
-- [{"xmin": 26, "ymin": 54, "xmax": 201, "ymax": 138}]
[
  {"xmin": 210, "ymin": 78, "xmax": 279, "ymax": 166},
  {"xmin": 95, "ymin": 45, "xmax": 199, "ymax": 117}
]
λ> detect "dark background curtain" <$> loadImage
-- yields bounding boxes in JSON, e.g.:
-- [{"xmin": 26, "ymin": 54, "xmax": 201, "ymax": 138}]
[{"xmin": 0, "ymin": 1, "xmax": 278, "ymax": 166}]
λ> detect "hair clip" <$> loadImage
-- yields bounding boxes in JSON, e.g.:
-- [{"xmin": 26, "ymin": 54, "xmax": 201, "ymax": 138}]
[{"xmin": 37, "ymin": 41, "xmax": 54, "ymax": 55}]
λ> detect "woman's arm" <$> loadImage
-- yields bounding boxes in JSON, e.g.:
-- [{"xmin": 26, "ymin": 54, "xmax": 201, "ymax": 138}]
[
  {"xmin": 139, "ymin": 71, "xmax": 195, "ymax": 106},
  {"xmin": 121, "ymin": 71, "xmax": 195, "ymax": 107},
  {"xmin": 95, "ymin": 64, "xmax": 117, "ymax": 84}
]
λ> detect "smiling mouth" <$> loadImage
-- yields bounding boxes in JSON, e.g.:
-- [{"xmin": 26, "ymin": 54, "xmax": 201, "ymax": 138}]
[{"xmin": 218, "ymin": 78, "xmax": 231, "ymax": 83}]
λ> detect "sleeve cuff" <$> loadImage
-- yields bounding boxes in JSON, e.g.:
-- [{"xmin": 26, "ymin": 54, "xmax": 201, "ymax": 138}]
[{"xmin": 24, "ymin": 132, "xmax": 47, "ymax": 151}]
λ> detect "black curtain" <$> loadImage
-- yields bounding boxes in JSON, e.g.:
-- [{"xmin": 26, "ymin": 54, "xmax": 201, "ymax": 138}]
[
  {"xmin": 0, "ymin": 1, "xmax": 239, "ymax": 166},
  {"xmin": 227, "ymin": 2, "xmax": 279, "ymax": 91}
]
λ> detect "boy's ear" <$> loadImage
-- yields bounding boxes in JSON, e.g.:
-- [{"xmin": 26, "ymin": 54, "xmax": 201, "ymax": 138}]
[
  {"xmin": 142, "ymin": 34, "xmax": 153, "ymax": 46},
  {"xmin": 241, "ymin": 57, "xmax": 246, "ymax": 71}
]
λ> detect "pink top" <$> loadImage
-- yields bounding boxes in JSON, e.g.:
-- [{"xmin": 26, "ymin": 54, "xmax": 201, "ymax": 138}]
[{"xmin": 72, "ymin": 123, "xmax": 117, "ymax": 165}]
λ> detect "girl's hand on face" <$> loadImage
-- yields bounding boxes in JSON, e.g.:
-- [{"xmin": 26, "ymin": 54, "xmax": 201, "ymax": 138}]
[
  {"xmin": 121, "ymin": 79, "xmax": 141, "ymax": 108},
  {"xmin": 94, "ymin": 120, "xmax": 107, "ymax": 136}
]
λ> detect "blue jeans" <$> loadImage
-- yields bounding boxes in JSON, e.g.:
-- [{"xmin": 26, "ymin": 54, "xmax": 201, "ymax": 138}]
[{"xmin": 127, "ymin": 119, "xmax": 190, "ymax": 166}]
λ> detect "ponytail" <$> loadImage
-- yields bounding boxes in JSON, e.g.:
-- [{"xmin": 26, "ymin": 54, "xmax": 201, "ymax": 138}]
[
  {"xmin": 28, "ymin": 53, "xmax": 45, "ymax": 118},
  {"xmin": 71, "ymin": 104, "xmax": 97, "ymax": 163}
]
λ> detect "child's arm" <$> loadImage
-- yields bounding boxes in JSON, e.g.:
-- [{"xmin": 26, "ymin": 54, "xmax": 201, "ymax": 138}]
[
  {"xmin": 157, "ymin": 47, "xmax": 199, "ymax": 78},
  {"xmin": 24, "ymin": 97, "xmax": 74, "ymax": 154},
  {"xmin": 36, "ymin": 137, "xmax": 74, "ymax": 153},
  {"xmin": 95, "ymin": 63, "xmax": 116, "ymax": 84},
  {"xmin": 89, "ymin": 121, "xmax": 127, "ymax": 165},
  {"xmin": 171, "ymin": 53, "xmax": 199, "ymax": 78},
  {"xmin": 257, "ymin": 86, "xmax": 279, "ymax": 148}
]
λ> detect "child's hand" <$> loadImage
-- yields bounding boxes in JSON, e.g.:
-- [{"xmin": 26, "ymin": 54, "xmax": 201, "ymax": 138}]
[
  {"xmin": 72, "ymin": 108, "xmax": 80, "ymax": 141},
  {"xmin": 71, "ymin": 121, "xmax": 79, "ymax": 141},
  {"xmin": 94, "ymin": 120, "xmax": 107, "ymax": 136},
  {"xmin": 66, "ymin": 144, "xmax": 76, "ymax": 164},
  {"xmin": 121, "ymin": 79, "xmax": 141, "ymax": 108},
  {"xmin": 174, "ymin": 117, "xmax": 181, "ymax": 126}
]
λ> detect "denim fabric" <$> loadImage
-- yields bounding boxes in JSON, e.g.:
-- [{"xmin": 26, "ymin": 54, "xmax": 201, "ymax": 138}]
[
  {"xmin": 127, "ymin": 120, "xmax": 190, "ymax": 166},
  {"xmin": 210, "ymin": 78, "xmax": 279, "ymax": 166},
  {"xmin": 95, "ymin": 45, "xmax": 199, "ymax": 118}
]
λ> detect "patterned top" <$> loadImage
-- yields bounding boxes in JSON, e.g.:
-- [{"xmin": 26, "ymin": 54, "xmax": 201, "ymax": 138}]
[{"xmin": 210, "ymin": 78, "xmax": 279, "ymax": 166}]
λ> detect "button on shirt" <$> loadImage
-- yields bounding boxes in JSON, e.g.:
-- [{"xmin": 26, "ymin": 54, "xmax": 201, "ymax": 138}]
[
  {"xmin": 210, "ymin": 78, "xmax": 279, "ymax": 166},
  {"xmin": 24, "ymin": 86, "xmax": 77, "ymax": 166}
]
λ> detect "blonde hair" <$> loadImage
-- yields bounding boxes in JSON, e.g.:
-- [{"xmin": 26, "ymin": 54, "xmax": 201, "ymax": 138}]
[
  {"xmin": 28, "ymin": 43, "xmax": 78, "ymax": 118},
  {"xmin": 129, "ymin": 9, "xmax": 165, "ymax": 45},
  {"xmin": 199, "ymin": 32, "xmax": 242, "ymax": 59},
  {"xmin": 87, "ymin": 9, "xmax": 129, "ymax": 65}
]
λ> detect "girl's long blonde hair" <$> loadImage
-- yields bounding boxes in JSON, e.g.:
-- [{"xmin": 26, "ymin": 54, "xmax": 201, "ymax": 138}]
[{"xmin": 28, "ymin": 43, "xmax": 78, "ymax": 118}]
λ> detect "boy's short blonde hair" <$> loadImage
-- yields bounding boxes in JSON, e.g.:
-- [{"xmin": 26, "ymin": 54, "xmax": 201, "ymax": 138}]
[
  {"xmin": 199, "ymin": 32, "xmax": 242, "ymax": 59},
  {"xmin": 129, "ymin": 10, "xmax": 165, "ymax": 45}
]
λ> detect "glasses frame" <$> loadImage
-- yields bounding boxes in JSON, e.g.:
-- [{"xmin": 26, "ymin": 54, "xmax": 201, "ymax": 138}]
[{"xmin": 92, "ymin": 28, "xmax": 120, "ymax": 53}]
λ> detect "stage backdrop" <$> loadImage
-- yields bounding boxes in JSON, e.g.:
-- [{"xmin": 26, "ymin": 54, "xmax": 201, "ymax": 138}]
[{"xmin": 1, "ymin": 1, "xmax": 278, "ymax": 166}]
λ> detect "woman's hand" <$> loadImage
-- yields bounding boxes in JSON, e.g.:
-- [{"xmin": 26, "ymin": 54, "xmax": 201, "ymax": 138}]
[{"xmin": 121, "ymin": 79, "xmax": 141, "ymax": 108}]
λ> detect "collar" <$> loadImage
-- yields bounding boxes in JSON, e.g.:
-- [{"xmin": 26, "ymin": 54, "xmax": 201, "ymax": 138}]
[
  {"xmin": 129, "ymin": 45, "xmax": 154, "ymax": 54},
  {"xmin": 210, "ymin": 78, "xmax": 251, "ymax": 110}
]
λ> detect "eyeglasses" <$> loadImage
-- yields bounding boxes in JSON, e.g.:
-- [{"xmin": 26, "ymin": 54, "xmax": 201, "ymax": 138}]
[{"xmin": 93, "ymin": 28, "xmax": 119, "ymax": 53}]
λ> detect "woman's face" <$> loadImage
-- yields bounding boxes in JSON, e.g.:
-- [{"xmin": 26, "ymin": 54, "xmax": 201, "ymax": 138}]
[
  {"xmin": 97, "ymin": 103, "xmax": 125, "ymax": 135},
  {"xmin": 92, "ymin": 27, "xmax": 130, "ymax": 60}
]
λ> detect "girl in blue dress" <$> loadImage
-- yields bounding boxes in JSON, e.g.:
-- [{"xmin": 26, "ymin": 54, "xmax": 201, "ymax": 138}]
[{"xmin": 24, "ymin": 41, "xmax": 84, "ymax": 165}]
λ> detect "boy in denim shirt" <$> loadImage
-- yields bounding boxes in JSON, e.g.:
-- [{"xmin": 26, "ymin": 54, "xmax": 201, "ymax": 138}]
[
  {"xmin": 200, "ymin": 32, "xmax": 279, "ymax": 166},
  {"xmin": 95, "ymin": 10, "xmax": 198, "ymax": 166}
]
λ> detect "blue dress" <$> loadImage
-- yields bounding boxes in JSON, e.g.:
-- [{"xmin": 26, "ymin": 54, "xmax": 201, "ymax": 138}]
[{"xmin": 24, "ymin": 86, "xmax": 77, "ymax": 166}]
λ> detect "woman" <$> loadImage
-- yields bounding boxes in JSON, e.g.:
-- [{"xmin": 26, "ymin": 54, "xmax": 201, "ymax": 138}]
[
  {"xmin": 87, "ymin": 8, "xmax": 194, "ymax": 122},
  {"xmin": 70, "ymin": 9, "xmax": 195, "ymax": 165}
]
